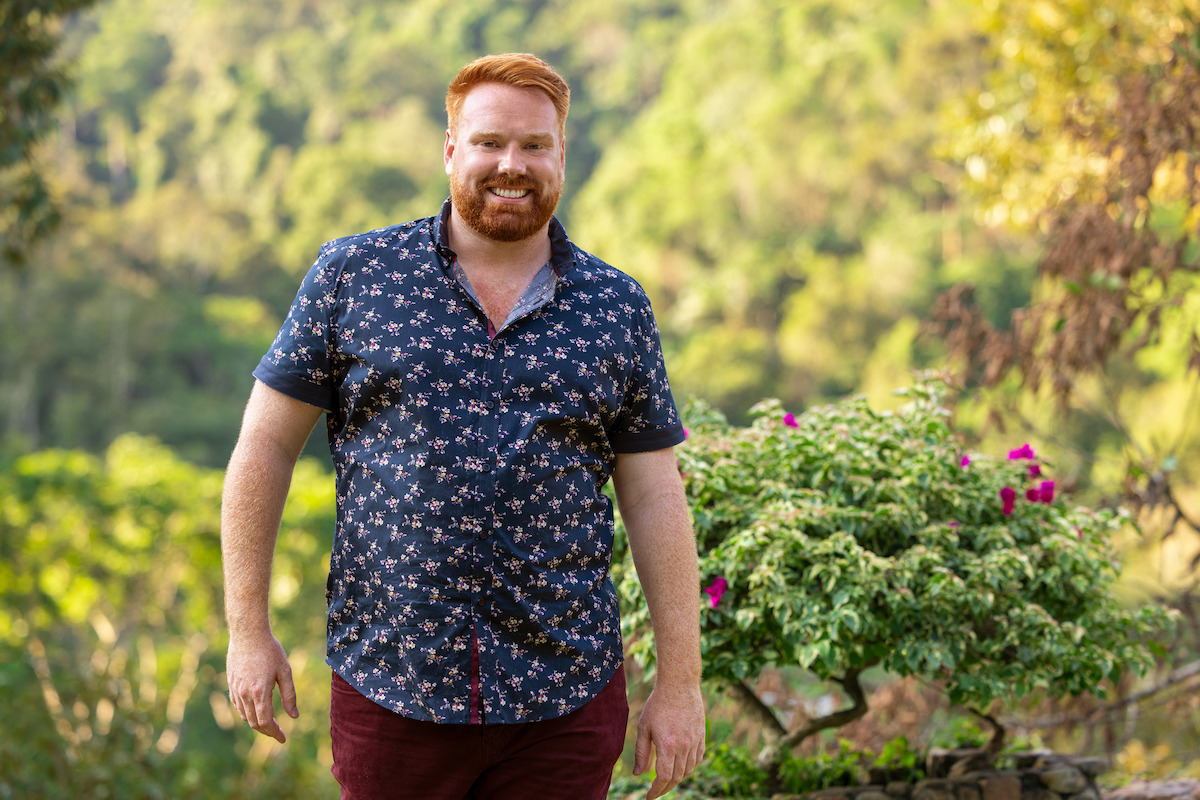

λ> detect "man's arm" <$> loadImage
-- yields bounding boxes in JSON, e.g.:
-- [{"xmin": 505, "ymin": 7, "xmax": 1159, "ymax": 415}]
[
  {"xmin": 222, "ymin": 380, "xmax": 323, "ymax": 743},
  {"xmin": 613, "ymin": 447, "xmax": 706, "ymax": 800}
]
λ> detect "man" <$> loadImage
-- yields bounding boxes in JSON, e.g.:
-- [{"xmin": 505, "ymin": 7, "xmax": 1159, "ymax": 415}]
[{"xmin": 222, "ymin": 53, "xmax": 705, "ymax": 800}]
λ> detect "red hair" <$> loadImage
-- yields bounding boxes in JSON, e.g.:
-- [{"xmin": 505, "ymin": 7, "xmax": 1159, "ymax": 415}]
[{"xmin": 446, "ymin": 53, "xmax": 570, "ymax": 140}]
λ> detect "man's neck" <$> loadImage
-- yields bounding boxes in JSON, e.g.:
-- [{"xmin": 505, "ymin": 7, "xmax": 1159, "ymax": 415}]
[{"xmin": 446, "ymin": 211, "xmax": 554, "ymax": 330}]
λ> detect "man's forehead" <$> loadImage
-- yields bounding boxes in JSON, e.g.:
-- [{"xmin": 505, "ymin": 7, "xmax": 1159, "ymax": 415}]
[{"xmin": 460, "ymin": 83, "xmax": 558, "ymax": 122}]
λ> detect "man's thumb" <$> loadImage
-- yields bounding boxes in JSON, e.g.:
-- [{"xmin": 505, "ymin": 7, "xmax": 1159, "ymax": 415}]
[
  {"xmin": 279, "ymin": 666, "xmax": 299, "ymax": 718},
  {"xmin": 633, "ymin": 726, "xmax": 653, "ymax": 776}
]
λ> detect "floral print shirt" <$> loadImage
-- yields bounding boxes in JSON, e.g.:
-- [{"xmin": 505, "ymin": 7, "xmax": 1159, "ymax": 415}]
[{"xmin": 253, "ymin": 201, "xmax": 684, "ymax": 724}]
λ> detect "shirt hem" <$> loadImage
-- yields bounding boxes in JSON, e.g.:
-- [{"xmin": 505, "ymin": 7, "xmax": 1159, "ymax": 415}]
[
  {"xmin": 252, "ymin": 361, "xmax": 334, "ymax": 412},
  {"xmin": 610, "ymin": 423, "xmax": 686, "ymax": 454}
]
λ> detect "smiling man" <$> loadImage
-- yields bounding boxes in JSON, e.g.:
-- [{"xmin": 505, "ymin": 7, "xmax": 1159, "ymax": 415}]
[{"xmin": 221, "ymin": 53, "xmax": 705, "ymax": 800}]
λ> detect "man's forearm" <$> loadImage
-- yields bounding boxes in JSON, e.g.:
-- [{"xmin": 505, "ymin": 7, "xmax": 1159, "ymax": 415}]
[
  {"xmin": 221, "ymin": 437, "xmax": 296, "ymax": 637},
  {"xmin": 625, "ymin": 494, "xmax": 701, "ymax": 686},
  {"xmin": 614, "ymin": 450, "xmax": 702, "ymax": 686}
]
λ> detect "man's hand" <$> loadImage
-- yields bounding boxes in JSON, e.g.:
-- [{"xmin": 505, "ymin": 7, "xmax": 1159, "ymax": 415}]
[
  {"xmin": 226, "ymin": 631, "xmax": 298, "ymax": 743},
  {"xmin": 633, "ymin": 682, "xmax": 706, "ymax": 799}
]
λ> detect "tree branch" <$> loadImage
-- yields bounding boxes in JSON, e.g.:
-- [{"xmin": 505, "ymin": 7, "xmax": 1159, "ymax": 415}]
[
  {"xmin": 730, "ymin": 679, "xmax": 788, "ymax": 739},
  {"xmin": 756, "ymin": 668, "xmax": 870, "ymax": 769},
  {"xmin": 1005, "ymin": 659, "xmax": 1200, "ymax": 732}
]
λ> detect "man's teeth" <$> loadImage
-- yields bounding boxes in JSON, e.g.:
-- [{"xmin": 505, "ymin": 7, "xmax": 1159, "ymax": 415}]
[{"xmin": 491, "ymin": 188, "xmax": 529, "ymax": 198}]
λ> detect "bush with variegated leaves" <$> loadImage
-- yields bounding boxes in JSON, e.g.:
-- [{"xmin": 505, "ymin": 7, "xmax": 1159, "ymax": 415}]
[{"xmin": 615, "ymin": 379, "xmax": 1174, "ymax": 774}]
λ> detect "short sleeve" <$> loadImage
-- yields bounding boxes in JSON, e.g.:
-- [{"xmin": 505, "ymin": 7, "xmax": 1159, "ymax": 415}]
[
  {"xmin": 608, "ymin": 292, "xmax": 685, "ymax": 454},
  {"xmin": 252, "ymin": 251, "xmax": 342, "ymax": 412}
]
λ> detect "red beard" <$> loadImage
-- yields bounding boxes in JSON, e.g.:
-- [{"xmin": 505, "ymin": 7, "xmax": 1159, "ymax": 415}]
[{"xmin": 449, "ymin": 170, "xmax": 563, "ymax": 243}]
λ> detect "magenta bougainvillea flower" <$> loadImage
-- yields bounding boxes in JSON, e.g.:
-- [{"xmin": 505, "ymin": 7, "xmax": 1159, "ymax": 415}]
[
  {"xmin": 1025, "ymin": 480, "xmax": 1056, "ymax": 504},
  {"xmin": 1008, "ymin": 443, "xmax": 1037, "ymax": 460},
  {"xmin": 683, "ymin": 427, "xmax": 690, "ymax": 440},
  {"xmin": 960, "ymin": 455, "xmax": 971, "ymax": 468},
  {"xmin": 1000, "ymin": 486, "xmax": 1017, "ymax": 515},
  {"xmin": 783, "ymin": 413, "xmax": 799, "ymax": 428},
  {"xmin": 704, "ymin": 577, "xmax": 728, "ymax": 609},
  {"xmin": 1028, "ymin": 463, "xmax": 1043, "ymax": 477}
]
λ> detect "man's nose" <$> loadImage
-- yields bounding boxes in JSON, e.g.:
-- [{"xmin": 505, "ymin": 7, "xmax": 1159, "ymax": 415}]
[{"xmin": 497, "ymin": 143, "xmax": 526, "ymax": 174}]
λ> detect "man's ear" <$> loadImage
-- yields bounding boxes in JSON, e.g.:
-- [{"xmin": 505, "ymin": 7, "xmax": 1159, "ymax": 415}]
[{"xmin": 444, "ymin": 129, "xmax": 455, "ymax": 176}]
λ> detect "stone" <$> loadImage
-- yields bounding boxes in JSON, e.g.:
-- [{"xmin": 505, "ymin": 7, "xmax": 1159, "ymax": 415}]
[
  {"xmin": 1036, "ymin": 766, "xmax": 1089, "ymax": 795},
  {"xmin": 929, "ymin": 749, "xmax": 985, "ymax": 779},
  {"xmin": 974, "ymin": 771, "xmax": 1022, "ymax": 800},
  {"xmin": 1105, "ymin": 779, "xmax": 1200, "ymax": 800},
  {"xmin": 1021, "ymin": 788, "xmax": 1062, "ymax": 800},
  {"xmin": 1066, "ymin": 788, "xmax": 1100, "ymax": 800},
  {"xmin": 1071, "ymin": 758, "xmax": 1109, "ymax": 779},
  {"xmin": 1010, "ymin": 751, "xmax": 1056, "ymax": 770},
  {"xmin": 954, "ymin": 782, "xmax": 982, "ymax": 800},
  {"xmin": 887, "ymin": 782, "xmax": 915, "ymax": 798},
  {"xmin": 915, "ymin": 779, "xmax": 959, "ymax": 800},
  {"xmin": 859, "ymin": 790, "xmax": 893, "ymax": 800},
  {"xmin": 806, "ymin": 788, "xmax": 853, "ymax": 800}
]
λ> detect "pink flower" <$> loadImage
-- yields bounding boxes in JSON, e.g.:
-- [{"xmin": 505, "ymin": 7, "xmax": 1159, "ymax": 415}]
[
  {"xmin": 683, "ymin": 427, "xmax": 690, "ymax": 439},
  {"xmin": 1000, "ymin": 486, "xmax": 1016, "ymax": 515},
  {"xmin": 960, "ymin": 455, "xmax": 971, "ymax": 468},
  {"xmin": 1008, "ymin": 443, "xmax": 1036, "ymax": 460},
  {"xmin": 1026, "ymin": 486, "xmax": 1041, "ymax": 502},
  {"xmin": 1038, "ymin": 480, "xmax": 1055, "ymax": 503},
  {"xmin": 1028, "ymin": 463, "xmax": 1042, "ymax": 477},
  {"xmin": 783, "ymin": 413, "xmax": 799, "ymax": 429},
  {"xmin": 704, "ymin": 577, "xmax": 728, "ymax": 609}
]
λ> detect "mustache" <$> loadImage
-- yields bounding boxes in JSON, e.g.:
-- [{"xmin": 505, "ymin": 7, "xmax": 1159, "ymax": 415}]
[{"xmin": 482, "ymin": 175, "xmax": 537, "ymax": 190}]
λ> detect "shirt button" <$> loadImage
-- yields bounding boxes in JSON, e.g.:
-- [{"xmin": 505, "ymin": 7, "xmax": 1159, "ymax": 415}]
[{"xmin": 484, "ymin": 400, "xmax": 495, "ymax": 410}]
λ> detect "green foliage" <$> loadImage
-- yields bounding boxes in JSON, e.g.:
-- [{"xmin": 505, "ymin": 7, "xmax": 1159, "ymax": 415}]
[
  {"xmin": 0, "ymin": 436, "xmax": 337, "ymax": 799},
  {"xmin": 874, "ymin": 735, "xmax": 923, "ymax": 783},
  {"xmin": 611, "ymin": 739, "xmax": 866, "ymax": 800},
  {"xmin": 0, "ymin": 0, "xmax": 98, "ymax": 266},
  {"xmin": 619, "ymin": 378, "xmax": 1175, "ymax": 729}
]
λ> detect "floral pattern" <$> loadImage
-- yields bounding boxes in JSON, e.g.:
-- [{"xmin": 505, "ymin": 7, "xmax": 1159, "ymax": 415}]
[{"xmin": 254, "ymin": 201, "xmax": 684, "ymax": 723}]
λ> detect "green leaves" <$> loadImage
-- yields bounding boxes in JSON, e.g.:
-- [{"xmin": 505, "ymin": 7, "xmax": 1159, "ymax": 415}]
[{"xmin": 619, "ymin": 377, "xmax": 1176, "ymax": 735}]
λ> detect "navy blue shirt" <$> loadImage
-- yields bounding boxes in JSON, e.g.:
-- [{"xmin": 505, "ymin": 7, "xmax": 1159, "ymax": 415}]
[{"xmin": 254, "ymin": 201, "xmax": 684, "ymax": 724}]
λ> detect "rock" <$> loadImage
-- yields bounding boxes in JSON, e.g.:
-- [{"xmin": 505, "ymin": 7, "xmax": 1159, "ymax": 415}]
[
  {"xmin": 1071, "ymin": 759, "xmax": 1108, "ymax": 779},
  {"xmin": 1105, "ymin": 780, "xmax": 1200, "ymax": 800},
  {"xmin": 954, "ymin": 782, "xmax": 982, "ymax": 800},
  {"xmin": 1010, "ymin": 751, "xmax": 1056, "ymax": 770},
  {"xmin": 859, "ymin": 789, "xmax": 893, "ymax": 800},
  {"xmin": 1021, "ymin": 789, "xmax": 1062, "ymax": 800},
  {"xmin": 1036, "ymin": 766, "xmax": 1089, "ymax": 796},
  {"xmin": 1066, "ymin": 788, "xmax": 1100, "ymax": 800},
  {"xmin": 914, "ymin": 779, "xmax": 959, "ymax": 800},
  {"xmin": 806, "ymin": 788, "xmax": 854, "ymax": 800},
  {"xmin": 887, "ymin": 782, "xmax": 915, "ymax": 798},
  {"xmin": 929, "ymin": 749, "xmax": 985, "ymax": 779},
  {"xmin": 969, "ymin": 771, "xmax": 1022, "ymax": 800}
]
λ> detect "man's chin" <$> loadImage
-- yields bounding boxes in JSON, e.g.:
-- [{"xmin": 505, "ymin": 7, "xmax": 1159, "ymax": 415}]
[{"xmin": 478, "ymin": 216, "xmax": 545, "ymax": 242}]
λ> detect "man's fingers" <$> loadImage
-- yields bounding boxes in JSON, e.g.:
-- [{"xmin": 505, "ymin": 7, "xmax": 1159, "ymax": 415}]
[
  {"xmin": 257, "ymin": 716, "xmax": 287, "ymax": 743},
  {"xmin": 646, "ymin": 748, "xmax": 677, "ymax": 800}
]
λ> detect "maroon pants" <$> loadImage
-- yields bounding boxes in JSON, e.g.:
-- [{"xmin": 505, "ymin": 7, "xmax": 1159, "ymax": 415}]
[{"xmin": 330, "ymin": 666, "xmax": 628, "ymax": 800}]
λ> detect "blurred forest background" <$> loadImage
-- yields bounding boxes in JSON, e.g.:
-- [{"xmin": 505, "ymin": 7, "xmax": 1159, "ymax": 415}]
[{"xmin": 2, "ymin": 0, "xmax": 1200, "ymax": 796}]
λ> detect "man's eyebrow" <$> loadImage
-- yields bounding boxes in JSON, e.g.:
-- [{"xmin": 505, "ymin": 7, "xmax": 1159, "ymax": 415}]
[{"xmin": 468, "ymin": 129, "xmax": 556, "ymax": 143}]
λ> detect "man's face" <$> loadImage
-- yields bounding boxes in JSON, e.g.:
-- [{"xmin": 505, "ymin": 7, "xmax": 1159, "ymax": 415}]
[{"xmin": 444, "ymin": 83, "xmax": 565, "ymax": 243}]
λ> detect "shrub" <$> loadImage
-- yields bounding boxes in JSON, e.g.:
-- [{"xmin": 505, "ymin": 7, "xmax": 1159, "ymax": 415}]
[{"xmin": 616, "ymin": 378, "xmax": 1175, "ymax": 777}]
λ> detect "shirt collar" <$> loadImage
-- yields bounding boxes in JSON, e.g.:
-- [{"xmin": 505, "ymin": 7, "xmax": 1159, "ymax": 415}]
[{"xmin": 433, "ymin": 199, "xmax": 576, "ymax": 278}]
